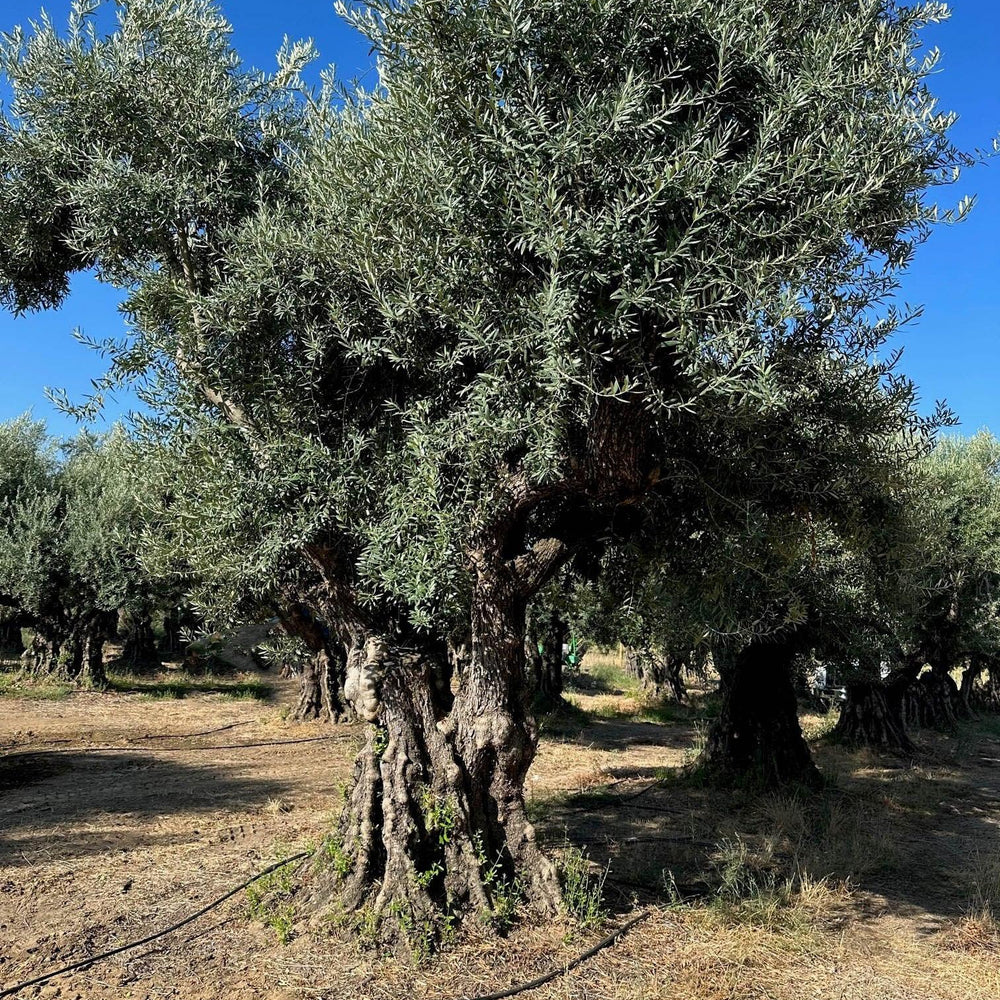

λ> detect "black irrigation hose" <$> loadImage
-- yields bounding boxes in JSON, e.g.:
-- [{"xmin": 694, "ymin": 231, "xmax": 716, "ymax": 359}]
[
  {"xmin": 4, "ymin": 734, "xmax": 339, "ymax": 756},
  {"xmin": 138, "ymin": 721, "xmax": 253, "ymax": 740},
  {"xmin": 1, "ymin": 846, "xmax": 653, "ymax": 1000},
  {"xmin": 567, "ymin": 834, "xmax": 715, "ymax": 849},
  {"xmin": 461, "ymin": 910, "xmax": 651, "ymax": 1000},
  {"xmin": 0, "ymin": 851, "xmax": 311, "ymax": 999}
]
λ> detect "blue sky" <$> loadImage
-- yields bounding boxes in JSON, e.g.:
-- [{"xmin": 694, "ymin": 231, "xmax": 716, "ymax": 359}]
[{"xmin": 0, "ymin": 1, "xmax": 998, "ymax": 438}]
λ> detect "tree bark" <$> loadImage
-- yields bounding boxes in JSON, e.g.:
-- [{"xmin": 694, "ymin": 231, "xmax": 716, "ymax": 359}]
[
  {"xmin": 960, "ymin": 659, "xmax": 983, "ymax": 716},
  {"xmin": 80, "ymin": 620, "xmax": 108, "ymax": 688},
  {"xmin": 902, "ymin": 664, "xmax": 961, "ymax": 730},
  {"xmin": 330, "ymin": 570, "xmax": 559, "ymax": 951},
  {"xmin": 161, "ymin": 606, "xmax": 194, "ymax": 655},
  {"xmin": 452, "ymin": 571, "xmax": 561, "ymax": 912},
  {"xmin": 970, "ymin": 657, "xmax": 1000, "ymax": 712},
  {"xmin": 20, "ymin": 633, "xmax": 61, "ymax": 676},
  {"xmin": 697, "ymin": 636, "xmax": 821, "ymax": 788},
  {"xmin": 295, "ymin": 653, "xmax": 324, "ymax": 719},
  {"xmin": 281, "ymin": 603, "xmax": 353, "ymax": 723},
  {"xmin": 294, "ymin": 648, "xmax": 350, "ymax": 722},
  {"xmin": 118, "ymin": 611, "xmax": 161, "ymax": 671},
  {"xmin": 625, "ymin": 646, "xmax": 686, "ymax": 701},
  {"xmin": 528, "ymin": 606, "xmax": 564, "ymax": 708},
  {"xmin": 834, "ymin": 680, "xmax": 914, "ymax": 752}
]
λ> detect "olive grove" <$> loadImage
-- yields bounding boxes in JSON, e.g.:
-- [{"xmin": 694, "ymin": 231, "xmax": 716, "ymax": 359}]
[{"xmin": 0, "ymin": 0, "xmax": 977, "ymax": 948}]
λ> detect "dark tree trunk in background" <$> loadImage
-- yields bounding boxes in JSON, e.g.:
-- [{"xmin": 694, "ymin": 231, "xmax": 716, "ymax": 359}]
[
  {"xmin": 903, "ymin": 662, "xmax": 961, "ymax": 730},
  {"xmin": 960, "ymin": 659, "xmax": 983, "ymax": 715},
  {"xmin": 626, "ymin": 646, "xmax": 686, "ymax": 702},
  {"xmin": 19, "ymin": 617, "xmax": 108, "ymax": 687},
  {"xmin": 21, "ymin": 633, "xmax": 61, "ymax": 676},
  {"xmin": 970, "ymin": 657, "xmax": 1000, "ymax": 712},
  {"xmin": 118, "ymin": 611, "xmax": 161, "ymax": 671},
  {"xmin": 529, "ymin": 606, "xmax": 565, "ymax": 708},
  {"xmin": 80, "ymin": 620, "xmax": 108, "ymax": 688},
  {"xmin": 834, "ymin": 680, "xmax": 914, "ymax": 752},
  {"xmin": 0, "ymin": 620, "xmax": 24, "ymax": 659},
  {"xmin": 161, "ymin": 606, "xmax": 196, "ymax": 655},
  {"xmin": 295, "ymin": 654, "xmax": 324, "ymax": 719},
  {"xmin": 281, "ymin": 603, "xmax": 353, "ymax": 724},
  {"xmin": 294, "ymin": 648, "xmax": 350, "ymax": 723},
  {"xmin": 698, "ymin": 636, "xmax": 821, "ymax": 788}
]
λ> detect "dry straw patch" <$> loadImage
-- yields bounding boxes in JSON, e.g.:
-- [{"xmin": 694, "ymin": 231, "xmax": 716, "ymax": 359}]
[{"xmin": 7, "ymin": 660, "xmax": 1000, "ymax": 999}]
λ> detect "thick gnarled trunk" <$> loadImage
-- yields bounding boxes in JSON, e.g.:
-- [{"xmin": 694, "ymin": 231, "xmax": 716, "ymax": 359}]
[
  {"xmin": 698, "ymin": 637, "xmax": 821, "ymax": 788},
  {"xmin": 19, "ymin": 619, "xmax": 107, "ymax": 688},
  {"xmin": 903, "ymin": 665, "xmax": 962, "ymax": 730},
  {"xmin": 281, "ymin": 603, "xmax": 353, "ymax": 723},
  {"xmin": 454, "ymin": 574, "xmax": 560, "ymax": 911},
  {"xmin": 295, "ymin": 648, "xmax": 351, "ymax": 723},
  {"xmin": 330, "ymin": 572, "xmax": 559, "ymax": 951},
  {"xmin": 625, "ymin": 646, "xmax": 686, "ymax": 702}
]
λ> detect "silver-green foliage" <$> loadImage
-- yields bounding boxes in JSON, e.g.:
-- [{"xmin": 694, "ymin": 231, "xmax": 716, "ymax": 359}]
[{"xmin": 0, "ymin": 0, "xmax": 970, "ymax": 636}]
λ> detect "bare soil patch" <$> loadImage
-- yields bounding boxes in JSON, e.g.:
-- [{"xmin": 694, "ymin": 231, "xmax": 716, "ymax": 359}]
[{"xmin": 2, "ymin": 672, "xmax": 1000, "ymax": 999}]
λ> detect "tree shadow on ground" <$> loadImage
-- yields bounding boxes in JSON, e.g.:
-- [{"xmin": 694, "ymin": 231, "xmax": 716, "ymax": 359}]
[
  {"xmin": 105, "ymin": 674, "xmax": 272, "ymax": 701},
  {"xmin": 541, "ymin": 703, "xmax": 701, "ymax": 752},
  {"xmin": 541, "ymin": 689, "xmax": 720, "ymax": 745},
  {"xmin": 538, "ymin": 721, "xmax": 1000, "ymax": 930},
  {"xmin": 0, "ymin": 749, "xmax": 291, "ymax": 864}
]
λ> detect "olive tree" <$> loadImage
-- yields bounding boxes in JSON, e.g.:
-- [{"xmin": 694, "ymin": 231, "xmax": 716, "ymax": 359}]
[
  {"xmin": 0, "ymin": 416, "xmax": 54, "ymax": 660},
  {"xmin": 0, "ymin": 0, "xmax": 967, "ymax": 941},
  {"xmin": 894, "ymin": 433, "xmax": 1000, "ymax": 726},
  {"xmin": 0, "ymin": 421, "xmax": 152, "ymax": 684}
]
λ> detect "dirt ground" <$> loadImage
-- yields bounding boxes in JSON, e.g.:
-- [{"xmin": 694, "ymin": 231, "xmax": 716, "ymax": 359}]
[{"xmin": 3, "ymin": 665, "xmax": 1000, "ymax": 1000}]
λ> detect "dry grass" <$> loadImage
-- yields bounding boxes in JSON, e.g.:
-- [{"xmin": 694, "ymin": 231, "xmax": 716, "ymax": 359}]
[{"xmin": 5, "ymin": 656, "xmax": 1000, "ymax": 998}]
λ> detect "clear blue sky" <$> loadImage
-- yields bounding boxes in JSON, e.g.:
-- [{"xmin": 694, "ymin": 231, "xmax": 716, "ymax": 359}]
[{"xmin": 0, "ymin": 1, "xmax": 997, "ymax": 437}]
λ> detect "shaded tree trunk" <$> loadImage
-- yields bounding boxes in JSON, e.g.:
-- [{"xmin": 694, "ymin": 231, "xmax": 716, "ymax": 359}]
[
  {"xmin": 528, "ymin": 606, "xmax": 564, "ymax": 708},
  {"xmin": 903, "ymin": 663, "xmax": 961, "ymax": 730},
  {"xmin": 295, "ymin": 648, "xmax": 350, "ymax": 722},
  {"xmin": 834, "ymin": 680, "xmax": 914, "ymax": 752},
  {"xmin": 118, "ymin": 610, "xmax": 161, "ymax": 671},
  {"xmin": 698, "ymin": 636, "xmax": 821, "ymax": 788},
  {"xmin": 0, "ymin": 620, "xmax": 24, "ymax": 659},
  {"xmin": 295, "ymin": 653, "xmax": 324, "ymax": 719},
  {"xmin": 960, "ymin": 658, "xmax": 983, "ymax": 716},
  {"xmin": 21, "ymin": 633, "xmax": 62, "ymax": 676},
  {"xmin": 453, "ymin": 571, "xmax": 561, "ymax": 910},
  {"xmin": 970, "ymin": 657, "xmax": 1000, "ymax": 712},
  {"xmin": 19, "ymin": 616, "xmax": 108, "ymax": 687},
  {"xmin": 280, "ymin": 603, "xmax": 353, "ymax": 724},
  {"xmin": 626, "ymin": 646, "xmax": 686, "ymax": 702},
  {"xmin": 160, "ymin": 606, "xmax": 197, "ymax": 655},
  {"xmin": 80, "ymin": 619, "xmax": 108, "ymax": 688}
]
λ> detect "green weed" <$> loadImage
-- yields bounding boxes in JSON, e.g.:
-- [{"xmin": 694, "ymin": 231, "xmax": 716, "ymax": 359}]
[
  {"xmin": 559, "ymin": 846, "xmax": 608, "ymax": 928},
  {"xmin": 245, "ymin": 856, "xmax": 298, "ymax": 944}
]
